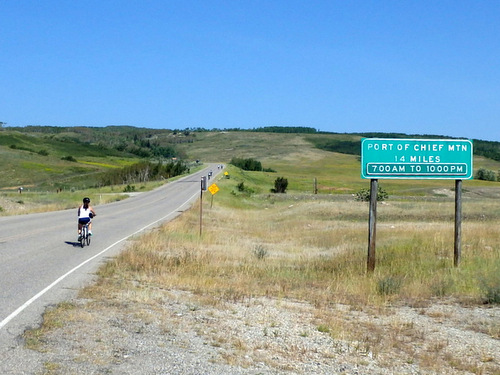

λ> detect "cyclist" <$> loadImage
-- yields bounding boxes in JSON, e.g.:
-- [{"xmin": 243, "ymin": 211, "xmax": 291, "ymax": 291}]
[{"xmin": 78, "ymin": 197, "xmax": 96, "ymax": 241}]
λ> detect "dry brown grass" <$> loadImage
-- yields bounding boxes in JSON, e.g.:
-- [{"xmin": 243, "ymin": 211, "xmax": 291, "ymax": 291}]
[
  {"xmin": 27, "ymin": 186, "xmax": 500, "ymax": 374},
  {"xmin": 85, "ymin": 191, "xmax": 500, "ymax": 304}
]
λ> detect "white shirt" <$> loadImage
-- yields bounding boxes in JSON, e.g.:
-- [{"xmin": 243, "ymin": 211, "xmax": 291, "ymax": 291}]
[{"xmin": 79, "ymin": 206, "xmax": 91, "ymax": 219}]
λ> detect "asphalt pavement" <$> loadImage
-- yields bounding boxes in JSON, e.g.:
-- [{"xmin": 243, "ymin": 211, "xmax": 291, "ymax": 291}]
[{"xmin": 0, "ymin": 164, "xmax": 221, "ymax": 374}]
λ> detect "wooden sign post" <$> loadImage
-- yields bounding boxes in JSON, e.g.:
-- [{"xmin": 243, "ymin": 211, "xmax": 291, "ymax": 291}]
[
  {"xmin": 200, "ymin": 176, "xmax": 207, "ymax": 236},
  {"xmin": 454, "ymin": 179, "xmax": 462, "ymax": 267},
  {"xmin": 367, "ymin": 179, "xmax": 378, "ymax": 272}
]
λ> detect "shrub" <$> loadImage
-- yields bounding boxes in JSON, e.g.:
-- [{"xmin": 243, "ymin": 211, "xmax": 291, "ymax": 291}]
[
  {"xmin": 263, "ymin": 167, "xmax": 276, "ymax": 173},
  {"xmin": 475, "ymin": 168, "xmax": 496, "ymax": 181},
  {"xmin": 230, "ymin": 157, "xmax": 263, "ymax": 171},
  {"xmin": 123, "ymin": 184, "xmax": 136, "ymax": 193},
  {"xmin": 480, "ymin": 270, "xmax": 500, "ymax": 304},
  {"xmin": 235, "ymin": 182, "xmax": 254, "ymax": 195},
  {"xmin": 61, "ymin": 155, "xmax": 77, "ymax": 162},
  {"xmin": 271, "ymin": 177, "xmax": 288, "ymax": 193},
  {"xmin": 317, "ymin": 325, "xmax": 330, "ymax": 333},
  {"xmin": 484, "ymin": 286, "xmax": 500, "ymax": 304},
  {"xmin": 430, "ymin": 277, "xmax": 453, "ymax": 297},
  {"xmin": 355, "ymin": 186, "xmax": 389, "ymax": 202},
  {"xmin": 253, "ymin": 245, "xmax": 268, "ymax": 260},
  {"xmin": 377, "ymin": 276, "xmax": 402, "ymax": 296}
]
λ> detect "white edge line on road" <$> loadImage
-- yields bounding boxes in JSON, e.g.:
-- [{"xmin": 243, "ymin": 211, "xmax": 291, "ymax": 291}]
[{"xmin": 0, "ymin": 190, "xmax": 200, "ymax": 331}]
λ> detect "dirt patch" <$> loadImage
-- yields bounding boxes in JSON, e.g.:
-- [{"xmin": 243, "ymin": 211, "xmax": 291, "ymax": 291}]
[
  {"xmin": 0, "ymin": 196, "xmax": 38, "ymax": 215},
  {"xmin": 466, "ymin": 187, "xmax": 500, "ymax": 199},
  {"xmin": 433, "ymin": 188, "xmax": 455, "ymax": 198}
]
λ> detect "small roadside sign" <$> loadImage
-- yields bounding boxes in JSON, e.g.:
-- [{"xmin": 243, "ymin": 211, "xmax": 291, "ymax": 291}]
[
  {"xmin": 208, "ymin": 183, "xmax": 219, "ymax": 195},
  {"xmin": 361, "ymin": 138, "xmax": 473, "ymax": 180}
]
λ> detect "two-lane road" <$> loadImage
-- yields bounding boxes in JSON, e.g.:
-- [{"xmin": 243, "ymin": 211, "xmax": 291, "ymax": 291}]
[{"xmin": 0, "ymin": 164, "xmax": 219, "ymax": 374}]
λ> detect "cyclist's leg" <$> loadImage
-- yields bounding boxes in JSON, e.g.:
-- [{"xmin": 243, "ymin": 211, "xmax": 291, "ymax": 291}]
[
  {"xmin": 78, "ymin": 218, "xmax": 88, "ymax": 239},
  {"xmin": 78, "ymin": 221, "xmax": 82, "ymax": 240},
  {"xmin": 78, "ymin": 218, "xmax": 91, "ymax": 242}
]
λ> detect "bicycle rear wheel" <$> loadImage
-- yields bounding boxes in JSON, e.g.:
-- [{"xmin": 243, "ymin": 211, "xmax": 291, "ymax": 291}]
[{"xmin": 80, "ymin": 226, "xmax": 86, "ymax": 248}]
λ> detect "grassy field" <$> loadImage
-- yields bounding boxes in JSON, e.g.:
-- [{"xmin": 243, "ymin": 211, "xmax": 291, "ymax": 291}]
[
  {"xmin": 178, "ymin": 131, "xmax": 500, "ymax": 196},
  {"xmin": 4, "ymin": 128, "xmax": 498, "ymax": 305},
  {"xmin": 13, "ymin": 128, "xmax": 500, "ymax": 373},
  {"xmin": 112, "ymin": 159, "xmax": 500, "ymax": 302},
  {"xmin": 2, "ymin": 127, "xmax": 499, "ymax": 195},
  {"xmin": 99, "ymin": 187, "xmax": 500, "ymax": 303},
  {"xmin": 0, "ymin": 129, "xmax": 140, "ymax": 192},
  {"xmin": 35, "ymin": 165, "xmax": 497, "ymax": 373}
]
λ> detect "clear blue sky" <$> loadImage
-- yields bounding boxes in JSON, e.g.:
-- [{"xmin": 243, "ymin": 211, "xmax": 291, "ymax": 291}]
[{"xmin": 2, "ymin": 1, "xmax": 500, "ymax": 141}]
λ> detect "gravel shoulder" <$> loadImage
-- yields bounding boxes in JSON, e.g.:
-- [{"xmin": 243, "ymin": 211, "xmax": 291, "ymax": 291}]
[{"xmin": 29, "ymin": 290, "xmax": 500, "ymax": 375}]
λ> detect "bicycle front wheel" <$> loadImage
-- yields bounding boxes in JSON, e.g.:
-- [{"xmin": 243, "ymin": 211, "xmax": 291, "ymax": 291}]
[{"xmin": 86, "ymin": 232, "xmax": 91, "ymax": 246}]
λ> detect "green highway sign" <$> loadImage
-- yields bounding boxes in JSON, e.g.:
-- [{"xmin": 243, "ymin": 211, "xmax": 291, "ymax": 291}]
[{"xmin": 361, "ymin": 138, "xmax": 473, "ymax": 180}]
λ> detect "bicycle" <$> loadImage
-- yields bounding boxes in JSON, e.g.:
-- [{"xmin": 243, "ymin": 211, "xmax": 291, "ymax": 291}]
[{"xmin": 79, "ymin": 222, "xmax": 91, "ymax": 248}]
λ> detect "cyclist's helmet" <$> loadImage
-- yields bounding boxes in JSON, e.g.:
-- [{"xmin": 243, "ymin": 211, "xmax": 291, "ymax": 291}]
[{"xmin": 83, "ymin": 197, "xmax": 90, "ymax": 204}]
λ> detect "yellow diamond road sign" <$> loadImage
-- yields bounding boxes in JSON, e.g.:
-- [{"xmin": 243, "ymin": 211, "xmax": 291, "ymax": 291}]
[{"xmin": 208, "ymin": 183, "xmax": 219, "ymax": 195}]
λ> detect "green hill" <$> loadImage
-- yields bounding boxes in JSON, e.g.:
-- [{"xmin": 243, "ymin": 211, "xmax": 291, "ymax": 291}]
[{"xmin": 1, "ymin": 126, "xmax": 500, "ymax": 199}]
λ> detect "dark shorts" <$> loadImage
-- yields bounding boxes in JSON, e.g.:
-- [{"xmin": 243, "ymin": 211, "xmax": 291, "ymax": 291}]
[{"xmin": 78, "ymin": 217, "xmax": 91, "ymax": 225}]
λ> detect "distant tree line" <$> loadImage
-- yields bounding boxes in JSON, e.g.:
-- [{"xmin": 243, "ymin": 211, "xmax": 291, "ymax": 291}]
[
  {"xmin": 9, "ymin": 125, "xmax": 188, "ymax": 160},
  {"xmin": 308, "ymin": 133, "xmax": 468, "ymax": 156},
  {"xmin": 167, "ymin": 126, "xmax": 318, "ymax": 134},
  {"xmin": 250, "ymin": 126, "xmax": 317, "ymax": 134},
  {"xmin": 229, "ymin": 157, "xmax": 276, "ymax": 172},
  {"xmin": 7, "ymin": 125, "xmax": 500, "ymax": 162},
  {"xmin": 10, "ymin": 143, "xmax": 49, "ymax": 155},
  {"xmin": 306, "ymin": 138, "xmax": 361, "ymax": 155},
  {"xmin": 308, "ymin": 134, "xmax": 500, "ymax": 161},
  {"xmin": 473, "ymin": 140, "xmax": 500, "ymax": 162},
  {"xmin": 230, "ymin": 157, "xmax": 263, "ymax": 171},
  {"xmin": 99, "ymin": 161, "xmax": 188, "ymax": 186}
]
